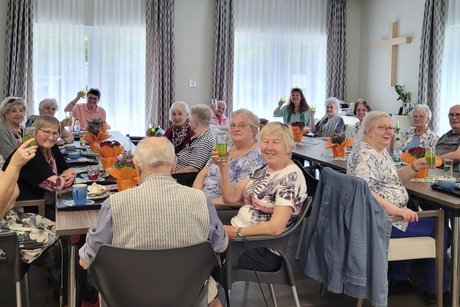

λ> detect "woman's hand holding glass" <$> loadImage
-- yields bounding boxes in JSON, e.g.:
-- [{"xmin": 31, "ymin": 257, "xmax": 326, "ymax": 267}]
[
  {"xmin": 12, "ymin": 139, "xmax": 38, "ymax": 167},
  {"xmin": 413, "ymin": 157, "xmax": 428, "ymax": 172},
  {"xmin": 211, "ymin": 149, "xmax": 229, "ymax": 168}
]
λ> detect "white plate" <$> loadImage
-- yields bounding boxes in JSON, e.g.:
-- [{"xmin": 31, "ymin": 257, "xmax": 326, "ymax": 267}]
[
  {"xmin": 64, "ymin": 199, "xmax": 95, "ymax": 206},
  {"xmin": 87, "ymin": 192, "xmax": 110, "ymax": 200}
]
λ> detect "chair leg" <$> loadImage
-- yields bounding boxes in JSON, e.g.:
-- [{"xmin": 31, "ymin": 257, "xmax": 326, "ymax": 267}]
[
  {"xmin": 356, "ymin": 298, "xmax": 364, "ymax": 307},
  {"xmin": 291, "ymin": 286, "xmax": 301, "ymax": 307},
  {"xmin": 16, "ymin": 281, "xmax": 22, "ymax": 307},
  {"xmin": 319, "ymin": 283, "xmax": 326, "ymax": 296},
  {"xmin": 24, "ymin": 271, "xmax": 30, "ymax": 307},
  {"xmin": 295, "ymin": 218, "xmax": 307, "ymax": 260},
  {"xmin": 269, "ymin": 284, "xmax": 278, "ymax": 307}
]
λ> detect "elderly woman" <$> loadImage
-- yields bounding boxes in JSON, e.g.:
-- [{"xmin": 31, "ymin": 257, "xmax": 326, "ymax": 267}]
[
  {"xmin": 164, "ymin": 101, "xmax": 195, "ymax": 154},
  {"xmin": 2, "ymin": 115, "xmax": 76, "ymax": 219},
  {"xmin": 347, "ymin": 111, "xmax": 446, "ymax": 299},
  {"xmin": 392, "ymin": 104, "xmax": 438, "ymax": 152},
  {"xmin": 0, "ymin": 97, "xmax": 26, "ymax": 159},
  {"xmin": 174, "ymin": 104, "xmax": 215, "ymax": 173},
  {"xmin": 193, "ymin": 109, "xmax": 265, "ymax": 205},
  {"xmin": 214, "ymin": 122, "xmax": 307, "ymax": 271},
  {"xmin": 210, "ymin": 100, "xmax": 229, "ymax": 126},
  {"xmin": 273, "ymin": 88, "xmax": 312, "ymax": 127},
  {"xmin": 350, "ymin": 98, "xmax": 371, "ymax": 140},
  {"xmin": 0, "ymin": 140, "xmax": 57, "ymax": 264},
  {"xmin": 26, "ymin": 98, "xmax": 74, "ymax": 145},
  {"xmin": 311, "ymin": 97, "xmax": 345, "ymax": 138}
]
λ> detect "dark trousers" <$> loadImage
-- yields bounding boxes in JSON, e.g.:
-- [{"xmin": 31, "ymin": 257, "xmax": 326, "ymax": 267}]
[{"xmin": 237, "ymin": 247, "xmax": 282, "ymax": 272}]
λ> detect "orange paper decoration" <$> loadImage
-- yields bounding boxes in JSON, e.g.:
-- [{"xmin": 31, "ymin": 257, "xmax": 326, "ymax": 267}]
[
  {"xmin": 101, "ymin": 157, "xmax": 117, "ymax": 170},
  {"xmin": 325, "ymin": 138, "xmax": 354, "ymax": 158},
  {"xmin": 105, "ymin": 166, "xmax": 138, "ymax": 191},
  {"xmin": 292, "ymin": 126, "xmax": 308, "ymax": 142},
  {"xmin": 82, "ymin": 131, "xmax": 110, "ymax": 145},
  {"xmin": 399, "ymin": 151, "xmax": 442, "ymax": 179}
]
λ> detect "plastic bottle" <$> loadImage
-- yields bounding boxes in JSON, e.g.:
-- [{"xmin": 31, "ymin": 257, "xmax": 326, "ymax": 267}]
[
  {"xmin": 393, "ymin": 137, "xmax": 402, "ymax": 163},
  {"xmin": 125, "ymin": 134, "xmax": 132, "ymax": 153},
  {"xmin": 74, "ymin": 119, "xmax": 81, "ymax": 136}
]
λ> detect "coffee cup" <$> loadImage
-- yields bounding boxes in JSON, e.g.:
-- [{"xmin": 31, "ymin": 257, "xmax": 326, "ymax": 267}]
[{"xmin": 72, "ymin": 184, "xmax": 88, "ymax": 205}]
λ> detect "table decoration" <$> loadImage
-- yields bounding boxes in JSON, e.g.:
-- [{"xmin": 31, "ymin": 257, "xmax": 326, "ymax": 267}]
[
  {"xmin": 146, "ymin": 125, "xmax": 165, "ymax": 137},
  {"xmin": 105, "ymin": 152, "xmax": 138, "ymax": 191},
  {"xmin": 400, "ymin": 147, "xmax": 441, "ymax": 178},
  {"xmin": 291, "ymin": 122, "xmax": 308, "ymax": 142},
  {"xmin": 82, "ymin": 118, "xmax": 110, "ymax": 151},
  {"xmin": 324, "ymin": 133, "xmax": 353, "ymax": 158},
  {"xmin": 92, "ymin": 140, "xmax": 124, "ymax": 169}
]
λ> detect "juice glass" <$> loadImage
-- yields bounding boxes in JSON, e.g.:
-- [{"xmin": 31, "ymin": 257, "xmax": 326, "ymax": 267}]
[
  {"xmin": 216, "ymin": 134, "xmax": 228, "ymax": 162},
  {"xmin": 23, "ymin": 127, "xmax": 36, "ymax": 146},
  {"xmin": 425, "ymin": 147, "xmax": 436, "ymax": 168}
]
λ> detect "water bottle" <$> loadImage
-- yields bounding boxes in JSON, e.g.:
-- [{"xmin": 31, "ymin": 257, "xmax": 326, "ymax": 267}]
[
  {"xmin": 393, "ymin": 138, "xmax": 402, "ymax": 163},
  {"xmin": 125, "ymin": 134, "xmax": 132, "ymax": 153},
  {"xmin": 74, "ymin": 119, "xmax": 81, "ymax": 137}
]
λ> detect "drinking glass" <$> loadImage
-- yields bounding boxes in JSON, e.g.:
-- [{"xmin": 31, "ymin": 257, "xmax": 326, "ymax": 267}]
[
  {"xmin": 23, "ymin": 127, "xmax": 36, "ymax": 146},
  {"xmin": 425, "ymin": 147, "xmax": 436, "ymax": 168},
  {"xmin": 216, "ymin": 134, "xmax": 228, "ymax": 162},
  {"xmin": 444, "ymin": 159, "xmax": 454, "ymax": 178},
  {"xmin": 65, "ymin": 111, "xmax": 73, "ymax": 121},
  {"xmin": 87, "ymin": 165, "xmax": 100, "ymax": 181}
]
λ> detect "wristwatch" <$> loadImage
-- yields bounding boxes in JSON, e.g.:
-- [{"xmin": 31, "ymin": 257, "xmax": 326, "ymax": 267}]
[{"xmin": 236, "ymin": 227, "xmax": 243, "ymax": 238}]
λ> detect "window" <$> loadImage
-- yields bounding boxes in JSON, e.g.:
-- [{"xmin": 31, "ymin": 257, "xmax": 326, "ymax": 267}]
[
  {"xmin": 440, "ymin": 0, "xmax": 460, "ymax": 134},
  {"xmin": 33, "ymin": 0, "xmax": 146, "ymax": 135},
  {"xmin": 233, "ymin": 0, "xmax": 327, "ymax": 121}
]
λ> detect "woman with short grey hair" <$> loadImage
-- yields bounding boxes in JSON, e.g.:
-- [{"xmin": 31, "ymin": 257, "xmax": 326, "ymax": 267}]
[
  {"xmin": 164, "ymin": 101, "xmax": 194, "ymax": 154},
  {"xmin": 26, "ymin": 98, "xmax": 74, "ymax": 145},
  {"xmin": 174, "ymin": 104, "xmax": 215, "ymax": 173},
  {"xmin": 393, "ymin": 104, "xmax": 438, "ymax": 152},
  {"xmin": 311, "ymin": 97, "xmax": 345, "ymax": 138},
  {"xmin": 0, "ymin": 97, "xmax": 27, "ymax": 158}
]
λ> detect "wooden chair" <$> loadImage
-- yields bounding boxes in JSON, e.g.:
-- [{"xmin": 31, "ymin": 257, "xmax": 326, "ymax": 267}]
[{"xmin": 14, "ymin": 199, "xmax": 46, "ymax": 217}]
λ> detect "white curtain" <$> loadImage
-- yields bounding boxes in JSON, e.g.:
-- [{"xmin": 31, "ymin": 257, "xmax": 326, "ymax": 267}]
[
  {"xmin": 91, "ymin": 0, "xmax": 146, "ymax": 135},
  {"xmin": 233, "ymin": 0, "xmax": 327, "ymax": 120},
  {"xmin": 440, "ymin": 0, "xmax": 460, "ymax": 134},
  {"xmin": 33, "ymin": 0, "xmax": 86, "ymax": 120}
]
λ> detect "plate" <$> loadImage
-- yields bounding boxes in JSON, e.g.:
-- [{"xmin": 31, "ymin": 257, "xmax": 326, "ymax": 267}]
[
  {"xmin": 64, "ymin": 199, "xmax": 96, "ymax": 206},
  {"xmin": 87, "ymin": 192, "xmax": 110, "ymax": 200},
  {"xmin": 456, "ymin": 183, "xmax": 460, "ymax": 190}
]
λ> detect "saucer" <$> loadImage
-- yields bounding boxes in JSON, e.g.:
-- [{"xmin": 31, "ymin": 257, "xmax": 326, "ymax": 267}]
[
  {"xmin": 87, "ymin": 192, "xmax": 110, "ymax": 200},
  {"xmin": 64, "ymin": 199, "xmax": 96, "ymax": 206}
]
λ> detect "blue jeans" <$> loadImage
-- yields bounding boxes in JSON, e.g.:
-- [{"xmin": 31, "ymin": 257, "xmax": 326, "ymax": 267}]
[{"xmin": 389, "ymin": 217, "xmax": 448, "ymax": 294}]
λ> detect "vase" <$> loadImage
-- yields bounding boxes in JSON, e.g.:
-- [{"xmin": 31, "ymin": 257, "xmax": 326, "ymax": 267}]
[
  {"xmin": 331, "ymin": 146, "xmax": 345, "ymax": 158},
  {"xmin": 415, "ymin": 168, "xmax": 429, "ymax": 179},
  {"xmin": 117, "ymin": 178, "xmax": 137, "ymax": 191},
  {"xmin": 101, "ymin": 157, "xmax": 116, "ymax": 170}
]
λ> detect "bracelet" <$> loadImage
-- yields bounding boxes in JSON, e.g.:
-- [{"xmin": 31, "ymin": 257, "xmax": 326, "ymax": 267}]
[
  {"xmin": 410, "ymin": 163, "xmax": 420, "ymax": 172},
  {"xmin": 236, "ymin": 227, "xmax": 243, "ymax": 238}
]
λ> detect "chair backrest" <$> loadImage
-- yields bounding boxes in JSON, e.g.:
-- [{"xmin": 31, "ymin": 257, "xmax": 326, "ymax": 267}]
[
  {"xmin": 293, "ymin": 160, "xmax": 318, "ymax": 197},
  {"xmin": 172, "ymin": 171, "xmax": 199, "ymax": 187},
  {"xmin": 89, "ymin": 241, "xmax": 219, "ymax": 307}
]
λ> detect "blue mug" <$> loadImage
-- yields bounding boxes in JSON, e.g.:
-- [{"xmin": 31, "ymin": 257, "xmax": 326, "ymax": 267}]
[{"xmin": 72, "ymin": 184, "xmax": 87, "ymax": 205}]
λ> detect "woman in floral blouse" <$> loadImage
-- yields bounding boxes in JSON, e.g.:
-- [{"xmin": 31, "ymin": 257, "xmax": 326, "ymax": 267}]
[{"xmin": 213, "ymin": 122, "xmax": 307, "ymax": 272}]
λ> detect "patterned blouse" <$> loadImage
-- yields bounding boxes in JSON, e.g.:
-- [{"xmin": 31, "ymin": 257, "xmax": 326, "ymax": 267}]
[
  {"xmin": 347, "ymin": 141, "xmax": 408, "ymax": 231},
  {"xmin": 231, "ymin": 163, "xmax": 307, "ymax": 228},
  {"xmin": 395, "ymin": 127, "xmax": 438, "ymax": 151},
  {"xmin": 203, "ymin": 147, "xmax": 265, "ymax": 201}
]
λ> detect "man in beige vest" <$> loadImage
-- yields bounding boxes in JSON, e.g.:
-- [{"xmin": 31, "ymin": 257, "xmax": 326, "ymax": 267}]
[{"xmin": 79, "ymin": 136, "xmax": 228, "ymax": 307}]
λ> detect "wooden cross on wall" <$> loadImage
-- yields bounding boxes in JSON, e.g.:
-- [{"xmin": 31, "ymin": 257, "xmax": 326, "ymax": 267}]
[{"xmin": 376, "ymin": 21, "xmax": 411, "ymax": 86}]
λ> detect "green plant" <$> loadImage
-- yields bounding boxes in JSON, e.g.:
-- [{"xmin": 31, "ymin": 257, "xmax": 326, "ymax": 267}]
[
  {"xmin": 114, "ymin": 152, "xmax": 135, "ymax": 169},
  {"xmin": 394, "ymin": 85, "xmax": 413, "ymax": 115},
  {"xmin": 330, "ymin": 133, "xmax": 346, "ymax": 145}
]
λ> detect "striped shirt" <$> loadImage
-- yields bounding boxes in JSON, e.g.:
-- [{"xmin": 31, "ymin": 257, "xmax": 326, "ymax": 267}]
[{"xmin": 174, "ymin": 129, "xmax": 215, "ymax": 172}]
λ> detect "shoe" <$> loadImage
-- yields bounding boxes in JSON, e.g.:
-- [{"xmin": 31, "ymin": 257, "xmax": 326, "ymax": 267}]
[
  {"xmin": 424, "ymin": 291, "xmax": 451, "ymax": 305},
  {"xmin": 388, "ymin": 278, "xmax": 419, "ymax": 294}
]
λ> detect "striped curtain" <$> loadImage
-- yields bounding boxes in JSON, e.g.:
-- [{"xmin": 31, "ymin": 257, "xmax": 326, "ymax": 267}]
[
  {"xmin": 326, "ymin": 0, "xmax": 347, "ymax": 100},
  {"xmin": 213, "ymin": 0, "xmax": 234, "ymax": 113},
  {"xmin": 418, "ymin": 0, "xmax": 446, "ymax": 133},
  {"xmin": 145, "ymin": 0, "xmax": 175, "ymax": 129},
  {"xmin": 3, "ymin": 0, "xmax": 34, "ymax": 110}
]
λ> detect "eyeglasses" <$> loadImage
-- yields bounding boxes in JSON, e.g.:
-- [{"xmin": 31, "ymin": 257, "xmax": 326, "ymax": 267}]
[
  {"xmin": 39, "ymin": 128, "xmax": 60, "ymax": 139},
  {"xmin": 448, "ymin": 113, "xmax": 460, "ymax": 118},
  {"xmin": 230, "ymin": 123, "xmax": 250, "ymax": 130},
  {"xmin": 375, "ymin": 125, "xmax": 394, "ymax": 132},
  {"xmin": 87, "ymin": 96, "xmax": 98, "ymax": 101}
]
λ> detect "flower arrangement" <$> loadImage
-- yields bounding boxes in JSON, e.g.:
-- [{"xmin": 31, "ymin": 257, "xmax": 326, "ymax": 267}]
[
  {"xmin": 82, "ymin": 118, "xmax": 110, "ymax": 151},
  {"xmin": 86, "ymin": 118, "xmax": 107, "ymax": 135},
  {"xmin": 407, "ymin": 146, "xmax": 425, "ymax": 159},
  {"xmin": 325, "ymin": 133, "xmax": 353, "ymax": 158},
  {"xmin": 114, "ymin": 152, "xmax": 135, "ymax": 169},
  {"xmin": 291, "ymin": 121, "xmax": 305, "ymax": 130},
  {"xmin": 92, "ymin": 140, "xmax": 124, "ymax": 169},
  {"xmin": 399, "ymin": 146, "xmax": 441, "ymax": 178},
  {"xmin": 395, "ymin": 85, "xmax": 413, "ymax": 115},
  {"xmin": 259, "ymin": 118, "xmax": 268, "ymax": 130}
]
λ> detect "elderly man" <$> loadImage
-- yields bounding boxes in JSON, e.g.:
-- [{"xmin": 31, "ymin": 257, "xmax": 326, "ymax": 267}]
[
  {"xmin": 437, "ymin": 104, "xmax": 460, "ymax": 161},
  {"xmin": 79, "ymin": 137, "xmax": 227, "ymax": 307},
  {"xmin": 64, "ymin": 88, "xmax": 107, "ymax": 130},
  {"xmin": 210, "ymin": 100, "xmax": 229, "ymax": 126}
]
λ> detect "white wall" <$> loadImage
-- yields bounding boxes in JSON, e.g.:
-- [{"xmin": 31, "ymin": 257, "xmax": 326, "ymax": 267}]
[
  {"xmin": 174, "ymin": 0, "xmax": 215, "ymax": 106},
  {"xmin": 0, "ymin": 0, "xmax": 8, "ymax": 95},
  {"xmin": 352, "ymin": 0, "xmax": 424, "ymax": 114}
]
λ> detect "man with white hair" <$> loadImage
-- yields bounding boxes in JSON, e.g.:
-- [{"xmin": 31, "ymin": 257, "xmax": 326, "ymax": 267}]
[
  {"xmin": 79, "ymin": 136, "xmax": 227, "ymax": 306},
  {"xmin": 210, "ymin": 100, "xmax": 229, "ymax": 126}
]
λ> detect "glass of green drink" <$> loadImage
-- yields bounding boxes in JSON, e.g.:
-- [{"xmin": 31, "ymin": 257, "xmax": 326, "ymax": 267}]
[
  {"xmin": 425, "ymin": 146, "xmax": 436, "ymax": 168},
  {"xmin": 216, "ymin": 133, "xmax": 228, "ymax": 162},
  {"xmin": 23, "ymin": 127, "xmax": 36, "ymax": 146}
]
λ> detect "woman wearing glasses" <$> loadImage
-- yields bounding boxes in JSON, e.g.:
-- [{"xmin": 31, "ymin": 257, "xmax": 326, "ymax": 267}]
[
  {"xmin": 2, "ymin": 115, "xmax": 76, "ymax": 219},
  {"xmin": 0, "ymin": 96, "xmax": 27, "ymax": 159},
  {"xmin": 347, "ymin": 111, "xmax": 447, "ymax": 300},
  {"xmin": 213, "ymin": 122, "xmax": 307, "ymax": 271}
]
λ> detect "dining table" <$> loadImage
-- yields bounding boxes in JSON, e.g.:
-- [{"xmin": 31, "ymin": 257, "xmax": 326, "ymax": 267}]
[
  {"xmin": 55, "ymin": 130, "xmax": 137, "ymax": 307},
  {"xmin": 292, "ymin": 136, "xmax": 460, "ymax": 306}
]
